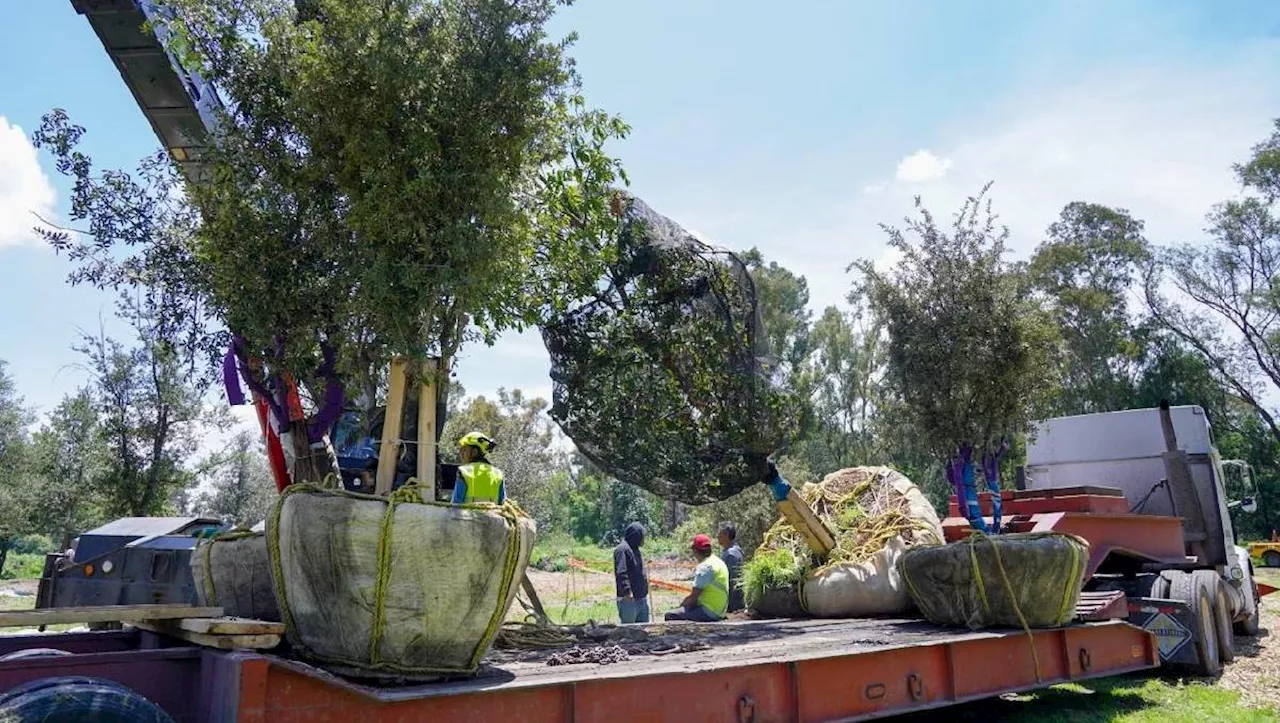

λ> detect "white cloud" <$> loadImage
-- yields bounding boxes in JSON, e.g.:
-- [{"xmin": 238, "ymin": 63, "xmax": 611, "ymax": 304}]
[
  {"xmin": 773, "ymin": 43, "xmax": 1280, "ymax": 315},
  {"xmin": 0, "ymin": 116, "xmax": 56, "ymax": 249},
  {"xmin": 895, "ymin": 149, "xmax": 952, "ymax": 183}
]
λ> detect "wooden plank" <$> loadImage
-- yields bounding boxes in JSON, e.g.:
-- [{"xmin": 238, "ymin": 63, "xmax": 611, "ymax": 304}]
[
  {"xmin": 779, "ymin": 489, "xmax": 836, "ymax": 557},
  {"xmin": 168, "ymin": 617, "xmax": 285, "ymax": 635},
  {"xmin": 520, "ymin": 572, "xmax": 549, "ymax": 622},
  {"xmin": 417, "ymin": 357, "xmax": 440, "ymax": 495},
  {"xmin": 0, "ymin": 605, "xmax": 222, "ymax": 628},
  {"xmin": 136, "ymin": 622, "xmax": 280, "ymax": 650},
  {"xmin": 375, "ymin": 357, "xmax": 409, "ymax": 495}
]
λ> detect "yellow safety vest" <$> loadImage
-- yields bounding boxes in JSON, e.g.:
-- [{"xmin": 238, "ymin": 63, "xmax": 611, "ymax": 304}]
[
  {"xmin": 459, "ymin": 462, "xmax": 504, "ymax": 504},
  {"xmin": 697, "ymin": 555, "xmax": 730, "ymax": 619}
]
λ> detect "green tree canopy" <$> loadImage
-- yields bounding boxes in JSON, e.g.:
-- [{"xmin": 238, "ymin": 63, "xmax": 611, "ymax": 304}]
[
  {"xmin": 856, "ymin": 186, "xmax": 1059, "ymax": 524},
  {"xmin": 37, "ymin": 0, "xmax": 628, "ymax": 485},
  {"xmin": 1145, "ymin": 118, "xmax": 1280, "ymax": 446},
  {"xmin": 1030, "ymin": 202, "xmax": 1150, "ymax": 415}
]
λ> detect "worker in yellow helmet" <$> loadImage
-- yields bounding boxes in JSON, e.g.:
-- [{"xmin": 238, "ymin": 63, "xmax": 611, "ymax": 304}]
[{"xmin": 451, "ymin": 432, "xmax": 506, "ymax": 504}]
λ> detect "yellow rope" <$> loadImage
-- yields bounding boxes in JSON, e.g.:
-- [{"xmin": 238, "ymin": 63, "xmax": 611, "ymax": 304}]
[
  {"xmin": 496, "ymin": 621, "xmax": 576, "ymax": 649},
  {"xmin": 962, "ymin": 531, "xmax": 1088, "ymax": 682},
  {"xmin": 198, "ymin": 529, "xmax": 262, "ymax": 606}
]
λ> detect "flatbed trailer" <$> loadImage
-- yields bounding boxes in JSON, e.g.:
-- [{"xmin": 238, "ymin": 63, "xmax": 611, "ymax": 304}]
[{"xmin": 0, "ymin": 615, "xmax": 1157, "ymax": 722}]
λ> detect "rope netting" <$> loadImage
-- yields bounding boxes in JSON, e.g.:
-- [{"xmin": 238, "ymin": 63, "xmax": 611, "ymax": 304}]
[{"xmin": 542, "ymin": 193, "xmax": 801, "ymax": 503}]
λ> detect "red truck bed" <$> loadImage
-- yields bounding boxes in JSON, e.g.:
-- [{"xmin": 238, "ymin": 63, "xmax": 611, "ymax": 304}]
[{"xmin": 0, "ymin": 616, "xmax": 1157, "ymax": 722}]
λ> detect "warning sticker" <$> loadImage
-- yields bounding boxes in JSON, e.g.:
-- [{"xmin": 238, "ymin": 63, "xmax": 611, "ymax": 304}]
[{"xmin": 1144, "ymin": 612, "xmax": 1192, "ymax": 659}]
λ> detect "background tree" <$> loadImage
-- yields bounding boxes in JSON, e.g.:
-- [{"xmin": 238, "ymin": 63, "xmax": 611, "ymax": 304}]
[
  {"xmin": 76, "ymin": 324, "xmax": 208, "ymax": 518},
  {"xmin": 1030, "ymin": 202, "xmax": 1150, "ymax": 415},
  {"xmin": 24, "ymin": 390, "xmax": 110, "ymax": 550},
  {"xmin": 797, "ymin": 303, "xmax": 884, "ymax": 472},
  {"xmin": 857, "ymin": 186, "xmax": 1059, "ymax": 526},
  {"xmin": 0, "ymin": 361, "xmax": 34, "ymax": 576},
  {"xmin": 1145, "ymin": 120, "xmax": 1280, "ymax": 447},
  {"xmin": 562, "ymin": 454, "xmax": 659, "ymax": 546},
  {"xmin": 193, "ymin": 430, "xmax": 277, "ymax": 526},
  {"xmin": 742, "ymin": 247, "xmax": 813, "ymax": 379}
]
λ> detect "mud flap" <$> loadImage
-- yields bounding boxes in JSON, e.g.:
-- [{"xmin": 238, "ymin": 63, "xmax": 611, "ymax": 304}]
[{"xmin": 1128, "ymin": 597, "xmax": 1200, "ymax": 666}]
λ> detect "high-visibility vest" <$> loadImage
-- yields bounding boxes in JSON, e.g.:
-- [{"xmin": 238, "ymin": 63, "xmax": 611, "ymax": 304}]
[
  {"xmin": 459, "ymin": 462, "xmax": 504, "ymax": 504},
  {"xmin": 697, "ymin": 555, "xmax": 730, "ymax": 618}
]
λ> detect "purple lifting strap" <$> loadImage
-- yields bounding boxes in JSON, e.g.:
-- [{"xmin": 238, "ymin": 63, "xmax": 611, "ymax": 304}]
[
  {"xmin": 222, "ymin": 344, "xmax": 245, "ymax": 406},
  {"xmin": 306, "ymin": 342, "xmax": 344, "ymax": 444}
]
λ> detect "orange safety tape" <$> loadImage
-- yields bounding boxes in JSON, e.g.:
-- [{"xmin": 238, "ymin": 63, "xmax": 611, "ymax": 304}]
[{"xmin": 566, "ymin": 557, "xmax": 693, "ymax": 594}]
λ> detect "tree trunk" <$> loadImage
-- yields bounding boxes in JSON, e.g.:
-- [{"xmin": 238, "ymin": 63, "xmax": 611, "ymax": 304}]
[
  {"xmin": 286, "ymin": 419, "xmax": 341, "ymax": 485},
  {"xmin": 0, "ymin": 538, "xmax": 10, "ymax": 579}
]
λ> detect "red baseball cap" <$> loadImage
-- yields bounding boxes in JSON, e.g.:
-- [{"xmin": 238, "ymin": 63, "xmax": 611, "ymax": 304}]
[{"xmin": 691, "ymin": 534, "xmax": 713, "ymax": 551}]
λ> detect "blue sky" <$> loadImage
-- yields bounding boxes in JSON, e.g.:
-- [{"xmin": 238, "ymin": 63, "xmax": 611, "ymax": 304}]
[{"xmin": 2, "ymin": 1, "xmax": 1280, "ymax": 437}]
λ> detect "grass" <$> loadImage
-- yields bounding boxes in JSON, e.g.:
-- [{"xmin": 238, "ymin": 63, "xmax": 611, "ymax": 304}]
[
  {"xmin": 1, "ymin": 553, "xmax": 44, "ymax": 580},
  {"xmin": 529, "ymin": 532, "xmax": 690, "ymax": 573},
  {"xmin": 530, "ymin": 533, "xmax": 613, "ymax": 572},
  {"xmin": 896, "ymin": 675, "xmax": 1276, "ymax": 723}
]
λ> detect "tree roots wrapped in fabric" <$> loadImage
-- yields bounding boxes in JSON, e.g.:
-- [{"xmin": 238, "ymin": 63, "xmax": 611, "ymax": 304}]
[
  {"xmin": 192, "ymin": 531, "xmax": 280, "ymax": 622},
  {"xmin": 542, "ymin": 193, "xmax": 801, "ymax": 503},
  {"xmin": 898, "ymin": 531, "xmax": 1088, "ymax": 630},
  {"xmin": 743, "ymin": 467, "xmax": 944, "ymax": 617},
  {"xmin": 267, "ymin": 483, "xmax": 535, "ymax": 678}
]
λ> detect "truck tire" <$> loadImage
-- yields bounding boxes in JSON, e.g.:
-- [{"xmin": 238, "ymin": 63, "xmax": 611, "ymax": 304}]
[
  {"xmin": 0, "ymin": 676, "xmax": 132, "ymax": 706},
  {"xmin": 1167, "ymin": 570, "xmax": 1223, "ymax": 676},
  {"xmin": 0, "ymin": 648, "xmax": 73, "ymax": 663},
  {"xmin": 0, "ymin": 680, "xmax": 173, "ymax": 723},
  {"xmin": 1235, "ymin": 569, "xmax": 1262, "ymax": 637},
  {"xmin": 1141, "ymin": 573, "xmax": 1171, "ymax": 599},
  {"xmin": 1192, "ymin": 570, "xmax": 1235, "ymax": 663},
  {"xmin": 1264, "ymin": 551, "xmax": 1280, "ymax": 568}
]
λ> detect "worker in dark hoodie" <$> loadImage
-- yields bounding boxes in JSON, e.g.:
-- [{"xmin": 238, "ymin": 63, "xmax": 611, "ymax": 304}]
[{"xmin": 613, "ymin": 522, "xmax": 650, "ymax": 623}]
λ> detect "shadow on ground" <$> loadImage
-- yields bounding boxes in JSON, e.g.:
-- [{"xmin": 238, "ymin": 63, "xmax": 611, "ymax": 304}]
[{"xmin": 893, "ymin": 673, "xmax": 1160, "ymax": 723}]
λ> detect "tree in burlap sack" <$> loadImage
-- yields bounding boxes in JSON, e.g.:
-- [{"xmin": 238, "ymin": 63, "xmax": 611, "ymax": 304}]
[{"xmin": 543, "ymin": 193, "xmax": 804, "ymax": 503}]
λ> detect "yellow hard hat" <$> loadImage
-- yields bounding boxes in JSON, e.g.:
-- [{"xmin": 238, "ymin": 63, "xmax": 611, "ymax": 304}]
[{"xmin": 458, "ymin": 431, "xmax": 496, "ymax": 455}]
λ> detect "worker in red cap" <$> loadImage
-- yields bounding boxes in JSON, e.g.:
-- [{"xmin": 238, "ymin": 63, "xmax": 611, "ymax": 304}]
[{"xmin": 664, "ymin": 534, "xmax": 730, "ymax": 622}]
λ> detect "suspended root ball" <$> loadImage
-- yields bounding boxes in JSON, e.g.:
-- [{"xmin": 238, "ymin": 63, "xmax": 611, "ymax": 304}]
[{"xmin": 542, "ymin": 193, "xmax": 801, "ymax": 504}]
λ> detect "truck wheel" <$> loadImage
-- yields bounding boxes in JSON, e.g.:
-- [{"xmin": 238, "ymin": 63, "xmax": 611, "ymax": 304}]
[
  {"xmin": 0, "ymin": 648, "xmax": 72, "ymax": 663},
  {"xmin": 1235, "ymin": 570, "xmax": 1262, "ymax": 637},
  {"xmin": 1264, "ymin": 551, "xmax": 1280, "ymax": 568},
  {"xmin": 0, "ymin": 676, "xmax": 132, "ymax": 706},
  {"xmin": 1167, "ymin": 570, "xmax": 1222, "ymax": 676},
  {"xmin": 0, "ymin": 680, "xmax": 173, "ymax": 723},
  {"xmin": 1193, "ymin": 570, "xmax": 1235, "ymax": 664}
]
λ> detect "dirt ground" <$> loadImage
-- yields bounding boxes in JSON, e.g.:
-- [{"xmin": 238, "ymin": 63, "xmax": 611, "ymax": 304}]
[{"xmin": 1215, "ymin": 567, "xmax": 1280, "ymax": 710}]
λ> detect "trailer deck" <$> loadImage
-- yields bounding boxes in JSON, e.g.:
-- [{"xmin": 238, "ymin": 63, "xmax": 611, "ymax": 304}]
[{"xmin": 0, "ymin": 615, "xmax": 1157, "ymax": 722}]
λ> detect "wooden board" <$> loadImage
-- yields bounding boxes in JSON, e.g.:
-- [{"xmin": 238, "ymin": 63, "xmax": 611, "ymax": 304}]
[
  {"xmin": 375, "ymin": 357, "xmax": 409, "ymax": 495},
  {"xmin": 135, "ymin": 622, "xmax": 280, "ymax": 650},
  {"xmin": 168, "ymin": 617, "xmax": 284, "ymax": 635},
  {"xmin": 0, "ymin": 605, "xmax": 222, "ymax": 628},
  {"xmin": 416, "ymin": 357, "xmax": 440, "ymax": 493}
]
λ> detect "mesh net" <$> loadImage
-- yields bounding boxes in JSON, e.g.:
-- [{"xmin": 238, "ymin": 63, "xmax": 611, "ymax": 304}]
[{"xmin": 542, "ymin": 193, "xmax": 800, "ymax": 503}]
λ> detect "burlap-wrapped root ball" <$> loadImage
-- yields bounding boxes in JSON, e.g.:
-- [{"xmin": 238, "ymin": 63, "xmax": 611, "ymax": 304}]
[
  {"xmin": 744, "ymin": 467, "xmax": 944, "ymax": 618},
  {"xmin": 898, "ymin": 532, "xmax": 1088, "ymax": 629},
  {"xmin": 267, "ymin": 485, "xmax": 536, "ymax": 677},
  {"xmin": 191, "ymin": 531, "xmax": 280, "ymax": 622}
]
